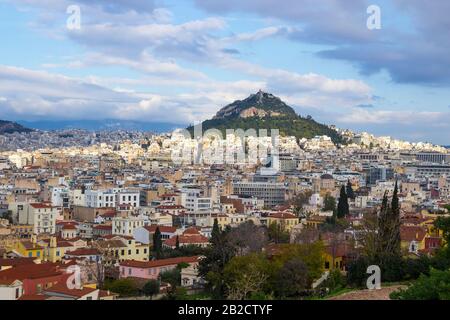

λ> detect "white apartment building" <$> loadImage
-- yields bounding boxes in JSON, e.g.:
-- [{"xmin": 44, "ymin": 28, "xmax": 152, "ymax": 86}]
[
  {"xmin": 112, "ymin": 216, "xmax": 145, "ymax": 236},
  {"xmin": 181, "ymin": 187, "xmax": 212, "ymax": 213},
  {"xmin": 17, "ymin": 203, "xmax": 57, "ymax": 235},
  {"xmin": 85, "ymin": 189, "xmax": 140, "ymax": 208}
]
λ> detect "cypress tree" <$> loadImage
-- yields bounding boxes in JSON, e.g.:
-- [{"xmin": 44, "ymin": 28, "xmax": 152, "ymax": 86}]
[
  {"xmin": 337, "ymin": 185, "xmax": 349, "ymax": 218},
  {"xmin": 346, "ymin": 180, "xmax": 355, "ymax": 200},
  {"xmin": 390, "ymin": 181, "xmax": 401, "ymax": 255},
  {"xmin": 153, "ymin": 226, "xmax": 162, "ymax": 258}
]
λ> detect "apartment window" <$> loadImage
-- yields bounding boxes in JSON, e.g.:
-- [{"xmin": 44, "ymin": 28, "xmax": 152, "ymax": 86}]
[
  {"xmin": 136, "ymin": 249, "xmax": 139, "ymax": 254},
  {"xmin": 128, "ymin": 268, "xmax": 132, "ymax": 275},
  {"xmin": 15, "ymin": 288, "xmax": 20, "ymax": 299},
  {"xmin": 128, "ymin": 250, "xmax": 131, "ymax": 255}
]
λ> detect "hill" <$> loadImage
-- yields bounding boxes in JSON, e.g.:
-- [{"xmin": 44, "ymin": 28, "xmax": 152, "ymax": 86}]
[
  {"xmin": 188, "ymin": 91, "xmax": 345, "ymax": 144},
  {"xmin": 0, "ymin": 120, "xmax": 33, "ymax": 134}
]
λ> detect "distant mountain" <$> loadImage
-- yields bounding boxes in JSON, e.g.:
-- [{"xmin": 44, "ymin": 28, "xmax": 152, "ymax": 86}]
[
  {"xmin": 17, "ymin": 120, "xmax": 183, "ymax": 133},
  {"xmin": 189, "ymin": 91, "xmax": 345, "ymax": 144},
  {"xmin": 0, "ymin": 120, "xmax": 33, "ymax": 134}
]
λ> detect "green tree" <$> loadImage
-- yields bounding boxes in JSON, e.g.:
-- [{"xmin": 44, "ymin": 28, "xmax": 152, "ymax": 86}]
[
  {"xmin": 336, "ymin": 185, "xmax": 349, "ymax": 218},
  {"xmin": 267, "ymin": 222, "xmax": 290, "ymax": 244},
  {"xmin": 346, "ymin": 180, "xmax": 355, "ymax": 200},
  {"xmin": 391, "ymin": 269, "xmax": 450, "ymax": 300},
  {"xmin": 198, "ymin": 224, "xmax": 236, "ymax": 298},
  {"xmin": 104, "ymin": 279, "xmax": 139, "ymax": 297},
  {"xmin": 143, "ymin": 280, "xmax": 160, "ymax": 299},
  {"xmin": 323, "ymin": 194, "xmax": 336, "ymax": 212},
  {"xmin": 223, "ymin": 253, "xmax": 270, "ymax": 300},
  {"xmin": 274, "ymin": 258, "xmax": 309, "ymax": 297},
  {"xmin": 153, "ymin": 227, "xmax": 163, "ymax": 258},
  {"xmin": 377, "ymin": 184, "xmax": 401, "ymax": 258}
]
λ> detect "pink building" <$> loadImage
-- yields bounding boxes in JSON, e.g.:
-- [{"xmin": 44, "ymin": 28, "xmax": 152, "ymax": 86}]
[{"xmin": 119, "ymin": 256, "xmax": 200, "ymax": 280}]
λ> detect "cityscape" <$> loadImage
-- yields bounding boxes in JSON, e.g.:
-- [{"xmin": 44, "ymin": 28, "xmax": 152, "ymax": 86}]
[{"xmin": 1, "ymin": 0, "xmax": 450, "ymax": 306}]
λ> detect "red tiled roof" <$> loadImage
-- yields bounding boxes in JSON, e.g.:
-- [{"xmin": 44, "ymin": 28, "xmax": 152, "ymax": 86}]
[
  {"xmin": 93, "ymin": 224, "xmax": 112, "ymax": 230},
  {"xmin": 143, "ymin": 225, "xmax": 177, "ymax": 233},
  {"xmin": 44, "ymin": 282, "xmax": 98, "ymax": 298},
  {"xmin": 120, "ymin": 256, "xmax": 199, "ymax": 269},
  {"xmin": 0, "ymin": 263, "xmax": 63, "ymax": 282},
  {"xmin": 400, "ymin": 225, "xmax": 427, "ymax": 242},
  {"xmin": 30, "ymin": 203, "xmax": 54, "ymax": 209},
  {"xmin": 0, "ymin": 257, "xmax": 36, "ymax": 268},
  {"xmin": 164, "ymin": 234, "xmax": 209, "ymax": 247},
  {"xmin": 269, "ymin": 212, "xmax": 298, "ymax": 219}
]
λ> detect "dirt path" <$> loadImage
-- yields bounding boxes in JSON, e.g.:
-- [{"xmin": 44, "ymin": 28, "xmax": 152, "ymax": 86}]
[{"xmin": 328, "ymin": 285, "xmax": 407, "ymax": 300}]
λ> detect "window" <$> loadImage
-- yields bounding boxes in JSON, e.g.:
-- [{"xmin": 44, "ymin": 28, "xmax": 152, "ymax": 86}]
[
  {"xmin": 128, "ymin": 268, "xmax": 132, "ymax": 275},
  {"xmin": 86, "ymin": 296, "xmax": 92, "ymax": 300},
  {"xmin": 325, "ymin": 261, "xmax": 330, "ymax": 269},
  {"xmin": 128, "ymin": 250, "xmax": 131, "ymax": 255},
  {"xmin": 36, "ymin": 251, "xmax": 40, "ymax": 257},
  {"xmin": 15, "ymin": 288, "xmax": 20, "ymax": 299}
]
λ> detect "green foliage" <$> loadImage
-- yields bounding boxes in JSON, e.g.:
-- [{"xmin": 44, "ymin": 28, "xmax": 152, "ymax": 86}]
[
  {"xmin": 323, "ymin": 269, "xmax": 346, "ymax": 292},
  {"xmin": 187, "ymin": 92, "xmax": 346, "ymax": 144},
  {"xmin": 270, "ymin": 242, "xmax": 325, "ymax": 282},
  {"xmin": 273, "ymin": 258, "xmax": 309, "ymax": 297},
  {"xmin": 161, "ymin": 268, "xmax": 181, "ymax": 288},
  {"xmin": 267, "ymin": 222, "xmax": 290, "ymax": 244},
  {"xmin": 223, "ymin": 253, "xmax": 271, "ymax": 300},
  {"xmin": 391, "ymin": 269, "xmax": 450, "ymax": 300},
  {"xmin": 198, "ymin": 225, "xmax": 236, "ymax": 298},
  {"xmin": 143, "ymin": 280, "xmax": 160, "ymax": 298},
  {"xmin": 346, "ymin": 256, "xmax": 370, "ymax": 288},
  {"xmin": 336, "ymin": 185, "xmax": 349, "ymax": 219},
  {"xmin": 434, "ymin": 216, "xmax": 450, "ymax": 243},
  {"xmin": 323, "ymin": 194, "xmax": 336, "ymax": 212},
  {"xmin": 104, "ymin": 279, "xmax": 139, "ymax": 297},
  {"xmin": 152, "ymin": 227, "xmax": 163, "ymax": 259},
  {"xmin": 346, "ymin": 181, "xmax": 355, "ymax": 200}
]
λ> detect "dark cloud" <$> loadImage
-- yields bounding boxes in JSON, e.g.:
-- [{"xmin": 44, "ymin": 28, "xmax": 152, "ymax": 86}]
[{"xmin": 195, "ymin": 0, "xmax": 450, "ymax": 85}]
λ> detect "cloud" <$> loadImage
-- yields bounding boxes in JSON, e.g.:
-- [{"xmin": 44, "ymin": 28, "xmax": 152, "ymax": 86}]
[{"xmin": 195, "ymin": 0, "xmax": 450, "ymax": 85}]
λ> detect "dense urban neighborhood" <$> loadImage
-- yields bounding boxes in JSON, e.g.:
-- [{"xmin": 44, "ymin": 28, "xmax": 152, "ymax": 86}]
[{"xmin": 1, "ymin": 94, "xmax": 449, "ymax": 300}]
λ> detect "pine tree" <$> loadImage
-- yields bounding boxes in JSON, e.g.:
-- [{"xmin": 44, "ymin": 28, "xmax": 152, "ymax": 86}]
[
  {"xmin": 346, "ymin": 180, "xmax": 355, "ymax": 200},
  {"xmin": 337, "ymin": 185, "xmax": 349, "ymax": 218}
]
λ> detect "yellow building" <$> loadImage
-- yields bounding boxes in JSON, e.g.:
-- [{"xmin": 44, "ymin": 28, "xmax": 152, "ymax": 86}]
[
  {"xmin": 267, "ymin": 212, "xmax": 299, "ymax": 232},
  {"xmin": 38, "ymin": 237, "xmax": 75, "ymax": 263},
  {"xmin": 13, "ymin": 235, "xmax": 44, "ymax": 259}
]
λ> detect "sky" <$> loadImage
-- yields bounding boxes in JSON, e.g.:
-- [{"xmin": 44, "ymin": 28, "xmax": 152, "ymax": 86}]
[{"xmin": 0, "ymin": 0, "xmax": 449, "ymax": 144}]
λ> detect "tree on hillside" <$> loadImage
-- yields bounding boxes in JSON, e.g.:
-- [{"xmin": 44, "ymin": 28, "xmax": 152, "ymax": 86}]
[
  {"xmin": 377, "ymin": 182, "xmax": 401, "ymax": 258},
  {"xmin": 292, "ymin": 190, "xmax": 313, "ymax": 216},
  {"xmin": 274, "ymin": 258, "xmax": 309, "ymax": 297},
  {"xmin": 227, "ymin": 221, "xmax": 268, "ymax": 256},
  {"xmin": 198, "ymin": 222, "xmax": 236, "ymax": 298},
  {"xmin": 143, "ymin": 280, "xmax": 160, "ymax": 299},
  {"xmin": 336, "ymin": 185, "xmax": 349, "ymax": 218},
  {"xmin": 323, "ymin": 194, "xmax": 336, "ymax": 212},
  {"xmin": 346, "ymin": 180, "xmax": 355, "ymax": 200},
  {"xmin": 153, "ymin": 227, "xmax": 163, "ymax": 259},
  {"xmin": 223, "ymin": 253, "xmax": 270, "ymax": 300}
]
